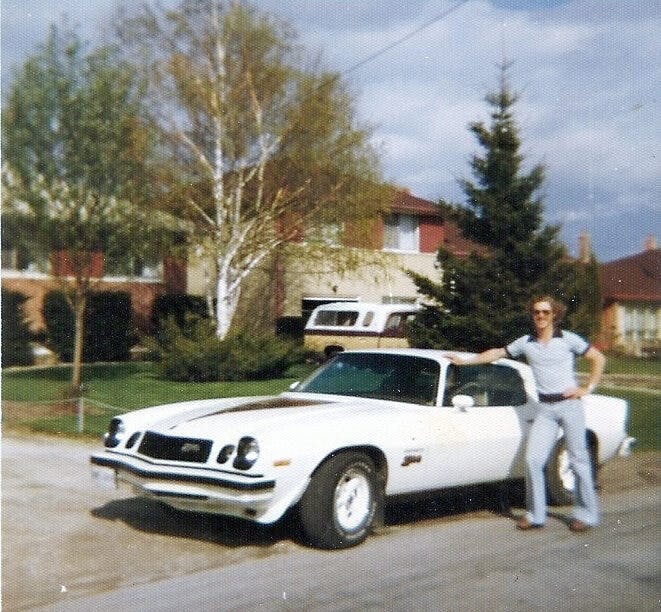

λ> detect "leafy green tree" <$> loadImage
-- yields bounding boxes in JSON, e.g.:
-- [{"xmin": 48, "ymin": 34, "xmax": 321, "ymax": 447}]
[
  {"xmin": 116, "ymin": 0, "xmax": 385, "ymax": 339},
  {"xmin": 2, "ymin": 24, "xmax": 165, "ymax": 391},
  {"xmin": 409, "ymin": 67, "xmax": 582, "ymax": 350}
]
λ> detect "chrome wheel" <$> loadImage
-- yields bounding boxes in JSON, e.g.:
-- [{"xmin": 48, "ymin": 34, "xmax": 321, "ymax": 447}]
[{"xmin": 334, "ymin": 468, "xmax": 372, "ymax": 532}]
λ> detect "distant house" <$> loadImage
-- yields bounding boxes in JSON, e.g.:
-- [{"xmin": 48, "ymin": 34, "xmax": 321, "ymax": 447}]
[
  {"xmin": 598, "ymin": 236, "xmax": 660, "ymax": 356},
  {"xmin": 260, "ymin": 189, "xmax": 482, "ymax": 327},
  {"xmin": 3, "ymin": 187, "xmax": 479, "ymax": 342},
  {"xmin": 1, "ymin": 248, "xmax": 186, "ymax": 335},
  {"xmin": 183, "ymin": 188, "xmax": 483, "ymax": 331}
]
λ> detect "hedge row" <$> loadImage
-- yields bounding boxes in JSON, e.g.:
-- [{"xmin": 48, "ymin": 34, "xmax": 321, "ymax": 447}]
[{"xmin": 2, "ymin": 290, "xmax": 304, "ymax": 381}]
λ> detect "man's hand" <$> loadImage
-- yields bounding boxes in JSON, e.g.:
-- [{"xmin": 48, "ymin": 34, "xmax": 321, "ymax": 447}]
[{"xmin": 563, "ymin": 385, "xmax": 594, "ymax": 399}]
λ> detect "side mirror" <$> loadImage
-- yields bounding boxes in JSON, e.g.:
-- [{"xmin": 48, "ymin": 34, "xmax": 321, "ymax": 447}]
[{"xmin": 451, "ymin": 394, "xmax": 475, "ymax": 411}]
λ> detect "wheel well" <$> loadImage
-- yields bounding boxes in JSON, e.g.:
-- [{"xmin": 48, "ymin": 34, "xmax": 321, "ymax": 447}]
[
  {"xmin": 558, "ymin": 430, "xmax": 598, "ymax": 458},
  {"xmin": 314, "ymin": 446, "xmax": 388, "ymax": 485}
]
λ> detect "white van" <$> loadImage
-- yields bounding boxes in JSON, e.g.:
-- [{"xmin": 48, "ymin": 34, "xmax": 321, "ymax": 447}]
[{"xmin": 304, "ymin": 302, "xmax": 420, "ymax": 358}]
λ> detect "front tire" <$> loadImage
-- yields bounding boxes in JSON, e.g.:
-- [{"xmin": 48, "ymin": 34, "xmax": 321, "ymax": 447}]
[
  {"xmin": 298, "ymin": 452, "xmax": 382, "ymax": 549},
  {"xmin": 546, "ymin": 438, "xmax": 597, "ymax": 506}
]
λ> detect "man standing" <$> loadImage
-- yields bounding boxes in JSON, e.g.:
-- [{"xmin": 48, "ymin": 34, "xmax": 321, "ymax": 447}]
[{"xmin": 449, "ymin": 296, "xmax": 606, "ymax": 532}]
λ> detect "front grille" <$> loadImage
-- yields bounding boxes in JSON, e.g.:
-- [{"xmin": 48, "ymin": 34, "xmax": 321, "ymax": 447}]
[{"xmin": 138, "ymin": 431, "xmax": 212, "ymax": 463}]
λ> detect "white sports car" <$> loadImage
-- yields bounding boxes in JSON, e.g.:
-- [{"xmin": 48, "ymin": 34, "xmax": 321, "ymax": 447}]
[{"xmin": 91, "ymin": 349, "xmax": 635, "ymax": 548}]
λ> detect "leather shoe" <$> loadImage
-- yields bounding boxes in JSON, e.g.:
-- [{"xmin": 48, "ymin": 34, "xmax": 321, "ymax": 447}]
[
  {"xmin": 516, "ymin": 517, "xmax": 544, "ymax": 530},
  {"xmin": 569, "ymin": 519, "xmax": 590, "ymax": 533}
]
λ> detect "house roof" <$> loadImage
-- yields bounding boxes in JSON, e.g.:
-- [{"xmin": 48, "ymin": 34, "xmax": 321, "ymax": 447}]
[
  {"xmin": 600, "ymin": 248, "xmax": 661, "ymax": 303},
  {"xmin": 389, "ymin": 189, "xmax": 487, "ymax": 257},
  {"xmin": 390, "ymin": 189, "xmax": 445, "ymax": 217}
]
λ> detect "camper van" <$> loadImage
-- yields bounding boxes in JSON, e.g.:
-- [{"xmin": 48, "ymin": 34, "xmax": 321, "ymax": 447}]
[{"xmin": 304, "ymin": 302, "xmax": 420, "ymax": 358}]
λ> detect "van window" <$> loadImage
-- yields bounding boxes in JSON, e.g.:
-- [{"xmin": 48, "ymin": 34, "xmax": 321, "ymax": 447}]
[
  {"xmin": 362, "ymin": 311, "xmax": 375, "ymax": 326},
  {"xmin": 313, "ymin": 309, "xmax": 359, "ymax": 326},
  {"xmin": 382, "ymin": 312, "xmax": 416, "ymax": 337}
]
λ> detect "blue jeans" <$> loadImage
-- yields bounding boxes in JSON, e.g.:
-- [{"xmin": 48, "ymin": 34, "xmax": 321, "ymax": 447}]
[{"xmin": 525, "ymin": 399, "xmax": 600, "ymax": 526}]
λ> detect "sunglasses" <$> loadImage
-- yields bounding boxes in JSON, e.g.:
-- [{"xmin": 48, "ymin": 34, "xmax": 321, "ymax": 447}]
[{"xmin": 533, "ymin": 309, "xmax": 552, "ymax": 315}]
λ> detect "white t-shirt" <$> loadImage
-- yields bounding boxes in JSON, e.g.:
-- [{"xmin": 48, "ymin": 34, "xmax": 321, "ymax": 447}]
[{"xmin": 505, "ymin": 330, "xmax": 590, "ymax": 394}]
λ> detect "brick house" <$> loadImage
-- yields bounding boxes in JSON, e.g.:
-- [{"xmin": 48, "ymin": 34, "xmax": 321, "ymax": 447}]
[
  {"xmin": 1, "ymin": 249, "xmax": 186, "ymax": 336},
  {"xmin": 3, "ymin": 188, "xmax": 474, "ymax": 343},
  {"xmin": 184, "ymin": 188, "xmax": 483, "ymax": 328},
  {"xmin": 597, "ymin": 236, "xmax": 660, "ymax": 355}
]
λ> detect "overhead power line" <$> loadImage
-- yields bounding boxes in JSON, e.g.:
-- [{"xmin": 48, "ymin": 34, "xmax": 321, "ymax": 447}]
[{"xmin": 342, "ymin": 0, "xmax": 471, "ymax": 76}]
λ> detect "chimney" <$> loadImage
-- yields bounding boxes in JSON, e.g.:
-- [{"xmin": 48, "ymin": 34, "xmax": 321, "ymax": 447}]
[
  {"xmin": 644, "ymin": 235, "xmax": 657, "ymax": 251},
  {"xmin": 578, "ymin": 232, "xmax": 591, "ymax": 263}
]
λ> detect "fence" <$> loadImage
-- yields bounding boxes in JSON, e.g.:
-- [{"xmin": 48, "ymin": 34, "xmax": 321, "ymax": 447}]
[{"xmin": 2, "ymin": 397, "xmax": 120, "ymax": 435}]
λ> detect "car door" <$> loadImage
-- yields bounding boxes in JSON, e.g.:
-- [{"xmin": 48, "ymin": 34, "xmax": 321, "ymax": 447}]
[{"xmin": 421, "ymin": 363, "xmax": 532, "ymax": 488}]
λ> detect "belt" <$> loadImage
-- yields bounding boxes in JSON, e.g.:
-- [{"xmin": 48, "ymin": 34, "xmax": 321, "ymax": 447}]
[{"xmin": 538, "ymin": 393, "xmax": 567, "ymax": 403}]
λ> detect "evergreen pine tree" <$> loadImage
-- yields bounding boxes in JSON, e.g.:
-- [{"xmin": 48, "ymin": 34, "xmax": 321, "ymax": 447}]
[{"xmin": 408, "ymin": 66, "xmax": 578, "ymax": 351}]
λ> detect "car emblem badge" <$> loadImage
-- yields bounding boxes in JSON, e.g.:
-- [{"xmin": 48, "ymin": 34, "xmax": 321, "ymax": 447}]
[{"xmin": 181, "ymin": 442, "xmax": 201, "ymax": 454}]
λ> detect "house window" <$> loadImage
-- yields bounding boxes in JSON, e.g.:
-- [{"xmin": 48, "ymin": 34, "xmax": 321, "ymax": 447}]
[
  {"xmin": 305, "ymin": 223, "xmax": 342, "ymax": 247},
  {"xmin": 622, "ymin": 304, "xmax": 658, "ymax": 343},
  {"xmin": 1, "ymin": 247, "xmax": 48, "ymax": 273},
  {"xmin": 383, "ymin": 214, "xmax": 419, "ymax": 252},
  {"xmin": 382, "ymin": 296, "xmax": 417, "ymax": 305},
  {"xmin": 103, "ymin": 255, "xmax": 163, "ymax": 280}
]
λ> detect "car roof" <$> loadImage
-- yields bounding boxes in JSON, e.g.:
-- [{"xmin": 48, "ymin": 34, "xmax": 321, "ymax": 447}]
[
  {"xmin": 310, "ymin": 302, "xmax": 419, "ymax": 313},
  {"xmin": 338, "ymin": 348, "xmax": 528, "ymax": 372},
  {"xmin": 339, "ymin": 347, "xmax": 459, "ymax": 361}
]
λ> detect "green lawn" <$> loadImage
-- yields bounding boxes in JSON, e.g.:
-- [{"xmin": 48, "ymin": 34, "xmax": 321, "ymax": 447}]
[
  {"xmin": 1, "ymin": 362, "xmax": 302, "ymax": 407},
  {"xmin": 2, "ymin": 362, "xmax": 307, "ymax": 438},
  {"xmin": 2, "ymin": 361, "xmax": 658, "ymax": 450},
  {"xmin": 599, "ymin": 387, "xmax": 659, "ymax": 452},
  {"xmin": 577, "ymin": 354, "xmax": 661, "ymax": 376}
]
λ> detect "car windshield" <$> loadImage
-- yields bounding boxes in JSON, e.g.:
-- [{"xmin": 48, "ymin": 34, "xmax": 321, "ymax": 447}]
[{"xmin": 296, "ymin": 352, "xmax": 440, "ymax": 406}]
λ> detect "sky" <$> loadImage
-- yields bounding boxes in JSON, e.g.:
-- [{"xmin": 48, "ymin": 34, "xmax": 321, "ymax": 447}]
[{"xmin": 2, "ymin": 0, "xmax": 660, "ymax": 263}]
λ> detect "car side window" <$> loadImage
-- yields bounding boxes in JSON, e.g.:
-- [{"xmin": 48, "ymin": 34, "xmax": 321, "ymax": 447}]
[{"xmin": 443, "ymin": 364, "xmax": 527, "ymax": 407}]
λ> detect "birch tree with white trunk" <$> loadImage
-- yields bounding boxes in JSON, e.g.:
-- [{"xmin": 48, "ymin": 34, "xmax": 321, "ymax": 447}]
[{"xmin": 117, "ymin": 0, "xmax": 385, "ymax": 339}]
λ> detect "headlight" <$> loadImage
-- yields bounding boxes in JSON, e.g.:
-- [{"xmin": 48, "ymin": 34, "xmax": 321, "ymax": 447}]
[
  {"xmin": 104, "ymin": 418, "xmax": 125, "ymax": 448},
  {"xmin": 233, "ymin": 436, "xmax": 260, "ymax": 470}
]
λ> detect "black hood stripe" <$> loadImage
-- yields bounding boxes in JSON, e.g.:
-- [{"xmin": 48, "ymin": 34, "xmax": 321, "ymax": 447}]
[{"xmin": 186, "ymin": 397, "xmax": 327, "ymax": 422}]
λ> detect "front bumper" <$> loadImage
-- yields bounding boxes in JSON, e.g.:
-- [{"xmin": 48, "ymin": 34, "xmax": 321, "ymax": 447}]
[{"xmin": 91, "ymin": 452, "xmax": 276, "ymax": 520}]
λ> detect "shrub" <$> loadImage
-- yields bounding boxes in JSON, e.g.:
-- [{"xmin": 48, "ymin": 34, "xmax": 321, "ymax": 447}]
[
  {"xmin": 85, "ymin": 292, "xmax": 133, "ymax": 362},
  {"xmin": 153, "ymin": 316, "xmax": 223, "ymax": 382},
  {"xmin": 151, "ymin": 294, "xmax": 208, "ymax": 334},
  {"xmin": 43, "ymin": 290, "xmax": 133, "ymax": 363},
  {"xmin": 152, "ymin": 315, "xmax": 303, "ymax": 382},
  {"xmin": 1, "ymin": 289, "xmax": 34, "ymax": 367},
  {"xmin": 218, "ymin": 330, "xmax": 303, "ymax": 381},
  {"xmin": 43, "ymin": 290, "xmax": 75, "ymax": 361}
]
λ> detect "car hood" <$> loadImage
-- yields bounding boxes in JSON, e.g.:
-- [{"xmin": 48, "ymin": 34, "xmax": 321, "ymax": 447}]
[{"xmin": 141, "ymin": 392, "xmax": 406, "ymax": 440}]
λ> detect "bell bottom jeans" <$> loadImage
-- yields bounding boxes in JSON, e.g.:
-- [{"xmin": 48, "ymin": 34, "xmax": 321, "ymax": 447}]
[{"xmin": 525, "ymin": 399, "xmax": 600, "ymax": 526}]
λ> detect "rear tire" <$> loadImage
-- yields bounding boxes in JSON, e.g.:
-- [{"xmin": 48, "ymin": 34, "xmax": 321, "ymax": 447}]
[{"xmin": 298, "ymin": 452, "xmax": 382, "ymax": 549}]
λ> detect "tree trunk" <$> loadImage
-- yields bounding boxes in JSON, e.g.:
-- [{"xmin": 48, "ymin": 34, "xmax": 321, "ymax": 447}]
[
  {"xmin": 214, "ymin": 263, "xmax": 240, "ymax": 339},
  {"xmin": 71, "ymin": 292, "xmax": 86, "ymax": 394}
]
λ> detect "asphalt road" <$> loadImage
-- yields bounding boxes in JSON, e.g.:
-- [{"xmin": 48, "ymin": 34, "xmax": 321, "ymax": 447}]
[{"xmin": 3, "ymin": 435, "xmax": 659, "ymax": 612}]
